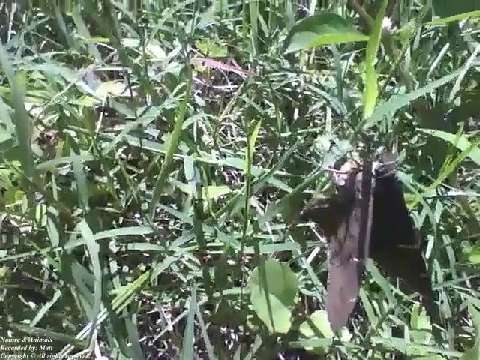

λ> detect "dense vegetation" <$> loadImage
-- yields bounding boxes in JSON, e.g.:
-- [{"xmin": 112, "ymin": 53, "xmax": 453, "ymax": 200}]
[{"xmin": 0, "ymin": 1, "xmax": 479, "ymax": 359}]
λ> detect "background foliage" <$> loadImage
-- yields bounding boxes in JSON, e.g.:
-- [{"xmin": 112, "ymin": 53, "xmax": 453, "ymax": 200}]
[{"xmin": 0, "ymin": 0, "xmax": 479, "ymax": 359}]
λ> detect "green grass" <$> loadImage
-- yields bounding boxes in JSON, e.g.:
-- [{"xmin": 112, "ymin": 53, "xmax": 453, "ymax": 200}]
[{"xmin": 0, "ymin": 0, "xmax": 479, "ymax": 358}]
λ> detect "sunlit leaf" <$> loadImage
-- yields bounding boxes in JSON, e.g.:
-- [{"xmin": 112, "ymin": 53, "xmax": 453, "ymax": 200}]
[
  {"xmin": 426, "ymin": 9, "xmax": 480, "ymax": 25},
  {"xmin": 284, "ymin": 13, "xmax": 368, "ymax": 53},
  {"xmin": 363, "ymin": 0, "xmax": 388, "ymax": 119},
  {"xmin": 180, "ymin": 286, "xmax": 197, "ymax": 360},
  {"xmin": 361, "ymin": 69, "xmax": 462, "ymax": 130},
  {"xmin": 418, "ymin": 129, "xmax": 480, "ymax": 165},
  {"xmin": 299, "ymin": 310, "xmax": 334, "ymax": 339},
  {"xmin": 467, "ymin": 246, "xmax": 480, "ymax": 264},
  {"xmin": 249, "ymin": 259, "xmax": 298, "ymax": 333},
  {"xmin": 95, "ymin": 81, "xmax": 130, "ymax": 99},
  {"xmin": 196, "ymin": 39, "xmax": 228, "ymax": 58},
  {"xmin": 0, "ymin": 45, "xmax": 33, "ymax": 178},
  {"xmin": 410, "ymin": 304, "xmax": 432, "ymax": 344},
  {"xmin": 79, "ymin": 220, "xmax": 102, "ymax": 322}
]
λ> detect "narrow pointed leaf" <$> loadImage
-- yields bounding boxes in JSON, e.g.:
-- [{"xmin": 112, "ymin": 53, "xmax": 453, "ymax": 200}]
[
  {"xmin": 362, "ymin": 69, "xmax": 462, "ymax": 130},
  {"xmin": 0, "ymin": 45, "xmax": 33, "ymax": 178},
  {"xmin": 285, "ymin": 13, "xmax": 368, "ymax": 54},
  {"xmin": 181, "ymin": 286, "xmax": 197, "ymax": 360},
  {"xmin": 363, "ymin": 0, "xmax": 388, "ymax": 119},
  {"xmin": 418, "ymin": 129, "xmax": 480, "ymax": 165}
]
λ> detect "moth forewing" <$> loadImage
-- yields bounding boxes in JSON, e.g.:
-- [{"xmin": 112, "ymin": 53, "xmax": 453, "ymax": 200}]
[{"xmin": 326, "ymin": 162, "xmax": 375, "ymax": 330}]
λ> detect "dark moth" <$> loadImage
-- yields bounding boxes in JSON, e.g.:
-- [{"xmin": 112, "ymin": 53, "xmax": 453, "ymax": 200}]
[{"xmin": 300, "ymin": 154, "xmax": 433, "ymax": 330}]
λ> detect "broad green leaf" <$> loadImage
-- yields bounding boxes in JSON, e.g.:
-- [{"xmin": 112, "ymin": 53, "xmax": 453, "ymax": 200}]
[
  {"xmin": 363, "ymin": 0, "xmax": 388, "ymax": 119},
  {"xmin": 418, "ymin": 129, "xmax": 480, "ymax": 165},
  {"xmin": 299, "ymin": 311, "xmax": 350, "ymax": 352},
  {"xmin": 251, "ymin": 289, "xmax": 292, "ymax": 334},
  {"xmin": 284, "ymin": 13, "xmax": 368, "ymax": 53},
  {"xmin": 249, "ymin": 259, "xmax": 298, "ymax": 333},
  {"xmin": 299, "ymin": 310, "xmax": 334, "ymax": 339}
]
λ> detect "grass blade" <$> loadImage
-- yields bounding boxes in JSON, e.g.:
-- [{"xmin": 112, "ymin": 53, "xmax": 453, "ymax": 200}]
[
  {"xmin": 362, "ymin": 68, "xmax": 462, "ymax": 130},
  {"xmin": 418, "ymin": 129, "xmax": 480, "ymax": 165},
  {"xmin": 180, "ymin": 285, "xmax": 197, "ymax": 360},
  {"xmin": 79, "ymin": 220, "xmax": 102, "ymax": 326},
  {"xmin": 148, "ymin": 64, "xmax": 192, "ymax": 219},
  {"xmin": 0, "ymin": 44, "xmax": 33, "ymax": 178},
  {"xmin": 363, "ymin": 0, "xmax": 388, "ymax": 119},
  {"xmin": 72, "ymin": 152, "xmax": 89, "ymax": 212},
  {"xmin": 426, "ymin": 9, "xmax": 480, "ymax": 26}
]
